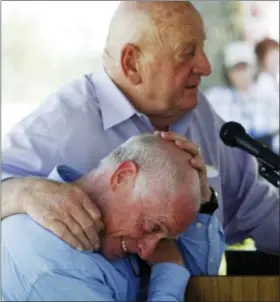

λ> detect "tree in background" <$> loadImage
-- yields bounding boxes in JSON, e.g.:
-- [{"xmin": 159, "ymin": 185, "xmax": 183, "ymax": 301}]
[{"xmin": 191, "ymin": 1, "xmax": 244, "ymax": 90}]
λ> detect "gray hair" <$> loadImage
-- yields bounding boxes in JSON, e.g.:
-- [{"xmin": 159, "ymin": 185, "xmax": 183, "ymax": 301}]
[{"xmin": 99, "ymin": 133, "xmax": 190, "ymax": 201}]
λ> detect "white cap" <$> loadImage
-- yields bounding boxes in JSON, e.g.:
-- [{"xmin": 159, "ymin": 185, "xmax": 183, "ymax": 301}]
[{"xmin": 223, "ymin": 41, "xmax": 256, "ymax": 68}]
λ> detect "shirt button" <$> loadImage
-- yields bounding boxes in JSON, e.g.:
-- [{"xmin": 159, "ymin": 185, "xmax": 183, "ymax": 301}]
[{"xmin": 196, "ymin": 222, "xmax": 202, "ymax": 228}]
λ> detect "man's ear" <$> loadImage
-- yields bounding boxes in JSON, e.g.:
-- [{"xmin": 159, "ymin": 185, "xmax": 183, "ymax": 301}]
[
  {"xmin": 110, "ymin": 160, "xmax": 138, "ymax": 190},
  {"xmin": 120, "ymin": 44, "xmax": 142, "ymax": 85}
]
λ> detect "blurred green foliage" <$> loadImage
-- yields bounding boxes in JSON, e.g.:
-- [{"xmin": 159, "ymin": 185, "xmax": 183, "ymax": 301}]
[{"xmin": 191, "ymin": 1, "xmax": 244, "ymax": 90}]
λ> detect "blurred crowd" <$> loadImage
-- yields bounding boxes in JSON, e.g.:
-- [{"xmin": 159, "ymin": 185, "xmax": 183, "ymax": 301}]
[{"xmin": 205, "ymin": 38, "xmax": 279, "ymax": 154}]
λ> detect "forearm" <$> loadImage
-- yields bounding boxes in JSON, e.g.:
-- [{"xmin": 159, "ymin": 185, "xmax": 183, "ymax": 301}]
[
  {"xmin": 1, "ymin": 177, "xmax": 50, "ymax": 220},
  {"xmin": 148, "ymin": 263, "xmax": 190, "ymax": 301}
]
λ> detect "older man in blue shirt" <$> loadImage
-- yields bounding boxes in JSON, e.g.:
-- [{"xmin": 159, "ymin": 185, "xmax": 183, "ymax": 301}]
[
  {"xmin": 1, "ymin": 1, "xmax": 279, "ymax": 259},
  {"xmin": 2, "ymin": 134, "xmax": 225, "ymax": 301}
]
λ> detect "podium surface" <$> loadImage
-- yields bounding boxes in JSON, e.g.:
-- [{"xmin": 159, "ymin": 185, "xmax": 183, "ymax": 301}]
[{"xmin": 185, "ymin": 276, "xmax": 280, "ymax": 302}]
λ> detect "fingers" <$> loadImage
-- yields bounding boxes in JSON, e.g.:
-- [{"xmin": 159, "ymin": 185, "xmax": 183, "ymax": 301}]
[
  {"xmin": 68, "ymin": 205, "xmax": 101, "ymax": 250},
  {"xmin": 155, "ymin": 131, "xmax": 200, "ymax": 156},
  {"xmin": 81, "ymin": 196, "xmax": 104, "ymax": 233},
  {"xmin": 175, "ymin": 140, "xmax": 199, "ymax": 156},
  {"xmin": 63, "ymin": 214, "xmax": 94, "ymax": 251},
  {"xmin": 189, "ymin": 153, "xmax": 205, "ymax": 172},
  {"xmin": 27, "ymin": 181, "xmax": 105, "ymax": 253},
  {"xmin": 46, "ymin": 218, "xmax": 85, "ymax": 251}
]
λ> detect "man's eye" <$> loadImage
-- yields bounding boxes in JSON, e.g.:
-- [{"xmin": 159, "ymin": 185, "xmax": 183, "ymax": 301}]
[
  {"xmin": 179, "ymin": 46, "xmax": 196, "ymax": 61},
  {"xmin": 187, "ymin": 46, "xmax": 196, "ymax": 57},
  {"xmin": 151, "ymin": 225, "xmax": 161, "ymax": 233},
  {"xmin": 143, "ymin": 221, "xmax": 161, "ymax": 234}
]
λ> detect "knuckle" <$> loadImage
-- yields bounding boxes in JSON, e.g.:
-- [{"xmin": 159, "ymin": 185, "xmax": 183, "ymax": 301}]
[
  {"xmin": 58, "ymin": 225, "xmax": 70, "ymax": 239},
  {"xmin": 66, "ymin": 185, "xmax": 85, "ymax": 204},
  {"xmin": 71, "ymin": 224, "xmax": 83, "ymax": 236},
  {"xmin": 193, "ymin": 143, "xmax": 199, "ymax": 150},
  {"xmin": 90, "ymin": 210, "xmax": 101, "ymax": 221},
  {"xmin": 83, "ymin": 222, "xmax": 95, "ymax": 232}
]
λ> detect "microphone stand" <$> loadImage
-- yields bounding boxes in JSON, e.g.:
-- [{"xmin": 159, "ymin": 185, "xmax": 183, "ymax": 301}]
[{"xmin": 258, "ymin": 159, "xmax": 280, "ymax": 188}]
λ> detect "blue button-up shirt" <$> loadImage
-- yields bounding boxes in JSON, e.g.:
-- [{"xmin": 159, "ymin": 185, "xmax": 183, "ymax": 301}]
[
  {"xmin": 2, "ymin": 165, "xmax": 225, "ymax": 301},
  {"xmin": 2, "ymin": 69, "xmax": 279, "ymax": 254}
]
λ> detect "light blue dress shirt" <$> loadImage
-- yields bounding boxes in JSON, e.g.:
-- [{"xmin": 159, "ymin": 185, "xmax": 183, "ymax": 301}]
[
  {"xmin": 2, "ymin": 68, "xmax": 279, "ymax": 254},
  {"xmin": 2, "ymin": 165, "xmax": 225, "ymax": 301}
]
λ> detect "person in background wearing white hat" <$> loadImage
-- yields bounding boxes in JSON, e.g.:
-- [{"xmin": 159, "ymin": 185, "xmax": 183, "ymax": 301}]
[{"xmin": 205, "ymin": 41, "xmax": 279, "ymax": 150}]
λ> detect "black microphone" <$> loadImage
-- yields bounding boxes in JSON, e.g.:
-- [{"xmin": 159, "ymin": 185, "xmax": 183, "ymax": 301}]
[{"xmin": 220, "ymin": 121, "xmax": 280, "ymax": 171}]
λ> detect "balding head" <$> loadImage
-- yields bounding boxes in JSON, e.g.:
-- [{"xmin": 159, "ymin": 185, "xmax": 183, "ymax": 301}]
[{"xmin": 104, "ymin": 1, "xmax": 203, "ymax": 69}]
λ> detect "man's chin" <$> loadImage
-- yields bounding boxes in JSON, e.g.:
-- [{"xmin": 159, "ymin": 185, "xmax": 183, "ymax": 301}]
[{"xmin": 181, "ymin": 93, "xmax": 199, "ymax": 111}]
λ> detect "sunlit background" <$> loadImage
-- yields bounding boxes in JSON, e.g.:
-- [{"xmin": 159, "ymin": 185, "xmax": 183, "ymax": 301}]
[
  {"xmin": 2, "ymin": 1, "xmax": 279, "ymax": 136},
  {"xmin": 2, "ymin": 1, "xmax": 120, "ymax": 135}
]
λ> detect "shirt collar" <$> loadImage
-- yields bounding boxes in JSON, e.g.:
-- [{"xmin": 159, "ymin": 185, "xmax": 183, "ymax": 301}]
[
  {"xmin": 93, "ymin": 68, "xmax": 142, "ymax": 130},
  {"xmin": 48, "ymin": 165, "xmax": 83, "ymax": 183},
  {"xmin": 93, "ymin": 68, "xmax": 199, "ymax": 133}
]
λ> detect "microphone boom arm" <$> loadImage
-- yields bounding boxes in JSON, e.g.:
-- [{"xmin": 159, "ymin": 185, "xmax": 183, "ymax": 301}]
[{"xmin": 258, "ymin": 159, "xmax": 280, "ymax": 188}]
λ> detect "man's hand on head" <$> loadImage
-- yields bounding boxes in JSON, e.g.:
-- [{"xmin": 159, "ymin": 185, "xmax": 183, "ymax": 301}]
[
  {"xmin": 154, "ymin": 131, "xmax": 212, "ymax": 202},
  {"xmin": 23, "ymin": 179, "xmax": 104, "ymax": 251},
  {"xmin": 145, "ymin": 238, "xmax": 184, "ymax": 267}
]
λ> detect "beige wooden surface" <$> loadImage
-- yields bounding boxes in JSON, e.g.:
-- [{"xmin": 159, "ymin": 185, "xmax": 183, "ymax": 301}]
[{"xmin": 185, "ymin": 276, "xmax": 280, "ymax": 302}]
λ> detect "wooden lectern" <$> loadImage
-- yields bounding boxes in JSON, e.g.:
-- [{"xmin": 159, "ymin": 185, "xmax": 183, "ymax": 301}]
[{"xmin": 185, "ymin": 276, "xmax": 280, "ymax": 302}]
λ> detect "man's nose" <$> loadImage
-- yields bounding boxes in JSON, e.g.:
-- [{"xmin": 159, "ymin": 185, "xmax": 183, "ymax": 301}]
[
  {"xmin": 137, "ymin": 235, "xmax": 163, "ymax": 260},
  {"xmin": 193, "ymin": 50, "xmax": 212, "ymax": 76}
]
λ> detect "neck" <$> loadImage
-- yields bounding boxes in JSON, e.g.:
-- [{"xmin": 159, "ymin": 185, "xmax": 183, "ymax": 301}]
[
  {"xmin": 149, "ymin": 118, "xmax": 170, "ymax": 131},
  {"xmin": 73, "ymin": 172, "xmax": 109, "ymax": 221},
  {"xmin": 74, "ymin": 172, "xmax": 129, "ymax": 241},
  {"xmin": 108, "ymin": 72, "xmax": 185, "ymax": 132},
  {"xmin": 233, "ymin": 85, "xmax": 250, "ymax": 93}
]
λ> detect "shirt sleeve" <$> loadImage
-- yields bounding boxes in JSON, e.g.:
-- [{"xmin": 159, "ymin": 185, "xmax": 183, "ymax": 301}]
[
  {"xmin": 1, "ymin": 77, "xmax": 97, "ymax": 181},
  {"xmin": 148, "ymin": 263, "xmax": 190, "ymax": 301},
  {"xmin": 176, "ymin": 213, "xmax": 225, "ymax": 276},
  {"xmin": 25, "ymin": 271, "xmax": 115, "ymax": 301}
]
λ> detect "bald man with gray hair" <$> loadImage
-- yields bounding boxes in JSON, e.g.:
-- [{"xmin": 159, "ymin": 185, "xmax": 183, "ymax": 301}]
[{"xmin": 2, "ymin": 133, "xmax": 225, "ymax": 301}]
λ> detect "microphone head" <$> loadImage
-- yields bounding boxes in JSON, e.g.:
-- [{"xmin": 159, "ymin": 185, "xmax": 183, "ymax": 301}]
[{"xmin": 220, "ymin": 121, "xmax": 246, "ymax": 147}]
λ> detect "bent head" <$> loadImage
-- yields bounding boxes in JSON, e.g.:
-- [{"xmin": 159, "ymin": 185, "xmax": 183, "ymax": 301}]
[
  {"xmin": 103, "ymin": 1, "xmax": 211, "ymax": 124},
  {"xmin": 90, "ymin": 134, "xmax": 201, "ymax": 260}
]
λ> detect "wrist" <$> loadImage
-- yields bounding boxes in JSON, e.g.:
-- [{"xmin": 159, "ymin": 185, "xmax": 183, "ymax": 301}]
[
  {"xmin": 204, "ymin": 186, "xmax": 212, "ymax": 202},
  {"xmin": 22, "ymin": 177, "xmax": 54, "ymax": 214},
  {"xmin": 199, "ymin": 186, "xmax": 219, "ymax": 214}
]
